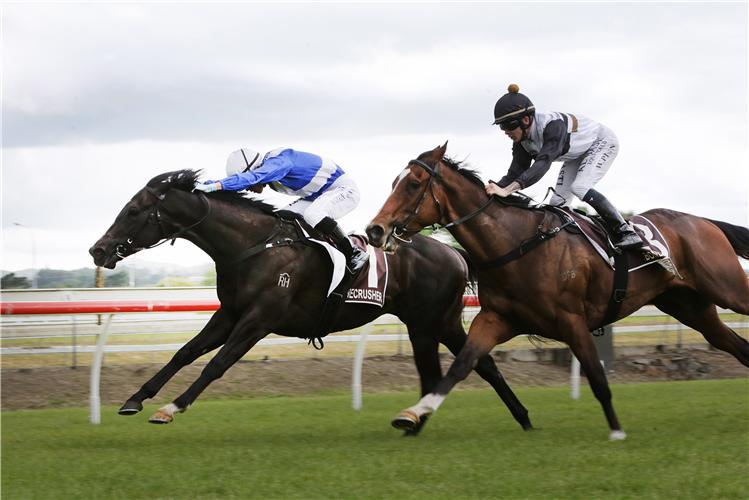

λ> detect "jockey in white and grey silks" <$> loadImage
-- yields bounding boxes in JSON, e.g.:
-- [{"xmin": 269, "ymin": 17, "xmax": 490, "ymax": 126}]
[
  {"xmin": 486, "ymin": 84, "xmax": 643, "ymax": 250},
  {"xmin": 194, "ymin": 147, "xmax": 369, "ymax": 275}
]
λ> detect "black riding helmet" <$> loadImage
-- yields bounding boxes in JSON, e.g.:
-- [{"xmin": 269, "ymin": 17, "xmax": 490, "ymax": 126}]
[{"xmin": 493, "ymin": 84, "xmax": 535, "ymax": 131}]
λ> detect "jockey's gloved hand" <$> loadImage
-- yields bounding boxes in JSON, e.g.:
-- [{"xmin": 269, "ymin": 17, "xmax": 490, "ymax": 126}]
[{"xmin": 193, "ymin": 181, "xmax": 218, "ymax": 193}]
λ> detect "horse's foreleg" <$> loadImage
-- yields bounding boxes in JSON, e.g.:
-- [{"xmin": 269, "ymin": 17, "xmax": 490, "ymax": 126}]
[
  {"xmin": 562, "ymin": 314, "xmax": 625, "ymax": 440},
  {"xmin": 119, "ymin": 307, "xmax": 236, "ymax": 415},
  {"xmin": 440, "ymin": 322, "xmax": 533, "ymax": 431},
  {"xmin": 392, "ymin": 310, "xmax": 510, "ymax": 431},
  {"xmin": 148, "ymin": 323, "xmax": 266, "ymax": 424}
]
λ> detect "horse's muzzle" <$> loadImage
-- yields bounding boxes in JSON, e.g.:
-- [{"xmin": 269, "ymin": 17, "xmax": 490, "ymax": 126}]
[
  {"xmin": 366, "ymin": 223, "xmax": 402, "ymax": 253},
  {"xmin": 89, "ymin": 242, "xmax": 121, "ymax": 269},
  {"xmin": 365, "ymin": 223, "xmax": 386, "ymax": 248}
]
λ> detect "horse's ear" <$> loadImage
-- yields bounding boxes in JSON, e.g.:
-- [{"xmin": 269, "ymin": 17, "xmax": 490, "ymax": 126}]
[{"xmin": 432, "ymin": 141, "xmax": 448, "ymax": 161}]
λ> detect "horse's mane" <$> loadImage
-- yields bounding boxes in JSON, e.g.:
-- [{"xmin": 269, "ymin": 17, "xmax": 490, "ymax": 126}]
[
  {"xmin": 148, "ymin": 169, "xmax": 278, "ymax": 215},
  {"xmin": 417, "ymin": 152, "xmax": 531, "ymax": 207}
]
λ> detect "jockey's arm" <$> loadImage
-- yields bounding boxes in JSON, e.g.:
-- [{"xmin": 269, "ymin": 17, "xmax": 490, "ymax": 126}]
[
  {"xmin": 513, "ymin": 119, "xmax": 568, "ymax": 189},
  {"xmin": 496, "ymin": 142, "xmax": 532, "ymax": 188},
  {"xmin": 218, "ymin": 156, "xmax": 293, "ymax": 191}
]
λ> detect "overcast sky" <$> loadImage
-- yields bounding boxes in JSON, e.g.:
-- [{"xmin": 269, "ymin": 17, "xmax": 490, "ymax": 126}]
[{"xmin": 2, "ymin": 2, "xmax": 748, "ymax": 273}]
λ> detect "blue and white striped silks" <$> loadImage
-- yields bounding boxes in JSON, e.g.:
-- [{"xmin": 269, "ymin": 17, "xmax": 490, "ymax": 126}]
[{"xmin": 219, "ymin": 148, "xmax": 345, "ymax": 201}]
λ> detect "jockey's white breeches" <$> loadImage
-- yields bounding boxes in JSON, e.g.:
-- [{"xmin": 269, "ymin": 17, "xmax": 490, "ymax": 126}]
[
  {"xmin": 551, "ymin": 125, "xmax": 619, "ymax": 206},
  {"xmin": 281, "ymin": 174, "xmax": 361, "ymax": 228}
]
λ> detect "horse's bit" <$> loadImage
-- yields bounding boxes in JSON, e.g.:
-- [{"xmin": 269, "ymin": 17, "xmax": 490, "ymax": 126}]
[{"xmin": 115, "ymin": 186, "xmax": 211, "ymax": 259}]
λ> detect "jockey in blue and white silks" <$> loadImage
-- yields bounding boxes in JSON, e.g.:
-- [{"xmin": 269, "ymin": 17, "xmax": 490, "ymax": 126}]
[
  {"xmin": 221, "ymin": 148, "xmax": 345, "ymax": 202},
  {"xmin": 194, "ymin": 147, "xmax": 369, "ymax": 276}
]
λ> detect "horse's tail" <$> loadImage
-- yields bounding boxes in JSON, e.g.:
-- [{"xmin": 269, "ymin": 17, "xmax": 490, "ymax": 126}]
[
  {"xmin": 454, "ymin": 246, "xmax": 478, "ymax": 293},
  {"xmin": 704, "ymin": 218, "xmax": 749, "ymax": 260}
]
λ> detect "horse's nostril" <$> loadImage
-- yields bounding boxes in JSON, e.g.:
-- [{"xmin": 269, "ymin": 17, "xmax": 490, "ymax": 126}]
[{"xmin": 366, "ymin": 224, "xmax": 385, "ymax": 245}]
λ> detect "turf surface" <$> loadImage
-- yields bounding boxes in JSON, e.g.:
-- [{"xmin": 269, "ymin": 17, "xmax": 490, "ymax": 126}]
[{"xmin": 3, "ymin": 379, "xmax": 747, "ymax": 499}]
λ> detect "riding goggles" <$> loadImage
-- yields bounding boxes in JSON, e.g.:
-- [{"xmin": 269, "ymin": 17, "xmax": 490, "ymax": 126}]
[{"xmin": 499, "ymin": 119, "xmax": 522, "ymax": 131}]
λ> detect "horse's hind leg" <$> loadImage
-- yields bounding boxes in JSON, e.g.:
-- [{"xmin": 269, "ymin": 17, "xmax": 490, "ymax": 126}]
[
  {"xmin": 652, "ymin": 288, "xmax": 749, "ymax": 367},
  {"xmin": 118, "ymin": 307, "xmax": 236, "ymax": 415},
  {"xmin": 439, "ymin": 322, "xmax": 533, "ymax": 430},
  {"xmin": 561, "ymin": 313, "xmax": 625, "ymax": 440}
]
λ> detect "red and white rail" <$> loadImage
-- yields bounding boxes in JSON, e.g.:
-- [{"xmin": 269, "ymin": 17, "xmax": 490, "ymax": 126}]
[{"xmin": 1, "ymin": 296, "xmax": 480, "ymax": 423}]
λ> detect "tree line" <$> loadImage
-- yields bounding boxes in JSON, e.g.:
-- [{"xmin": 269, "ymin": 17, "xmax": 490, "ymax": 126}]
[{"xmin": 1, "ymin": 267, "xmax": 216, "ymax": 289}]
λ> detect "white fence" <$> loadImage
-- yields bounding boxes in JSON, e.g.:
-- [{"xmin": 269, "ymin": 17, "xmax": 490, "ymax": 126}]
[
  {"xmin": 3, "ymin": 288, "xmax": 747, "ymax": 423},
  {"xmin": 1, "ymin": 288, "xmax": 410, "ymax": 422}
]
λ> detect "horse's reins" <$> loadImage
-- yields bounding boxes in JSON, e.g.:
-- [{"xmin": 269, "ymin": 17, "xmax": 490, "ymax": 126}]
[
  {"xmin": 115, "ymin": 186, "xmax": 211, "ymax": 259},
  {"xmin": 392, "ymin": 159, "xmax": 497, "ymax": 241},
  {"xmin": 399, "ymin": 158, "xmax": 574, "ymax": 271}
]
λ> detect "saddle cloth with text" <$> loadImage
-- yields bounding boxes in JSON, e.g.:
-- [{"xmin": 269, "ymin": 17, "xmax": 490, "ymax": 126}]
[
  {"xmin": 345, "ymin": 235, "xmax": 389, "ymax": 307},
  {"xmin": 557, "ymin": 208, "xmax": 682, "ymax": 278}
]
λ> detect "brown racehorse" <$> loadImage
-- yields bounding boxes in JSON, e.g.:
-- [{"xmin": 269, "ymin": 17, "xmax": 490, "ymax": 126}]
[{"xmin": 366, "ymin": 143, "xmax": 749, "ymax": 440}]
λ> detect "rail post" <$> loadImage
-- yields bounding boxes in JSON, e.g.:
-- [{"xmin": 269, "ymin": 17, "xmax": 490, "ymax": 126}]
[
  {"xmin": 90, "ymin": 313, "xmax": 114, "ymax": 424},
  {"xmin": 352, "ymin": 323, "xmax": 373, "ymax": 410}
]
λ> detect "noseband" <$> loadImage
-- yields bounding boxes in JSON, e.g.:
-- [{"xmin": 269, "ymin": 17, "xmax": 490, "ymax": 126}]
[
  {"xmin": 115, "ymin": 186, "xmax": 211, "ymax": 259},
  {"xmin": 391, "ymin": 158, "xmax": 496, "ymax": 242}
]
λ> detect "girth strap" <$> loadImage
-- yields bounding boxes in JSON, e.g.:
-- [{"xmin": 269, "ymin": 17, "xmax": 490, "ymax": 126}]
[{"xmin": 596, "ymin": 251, "xmax": 629, "ymax": 330}]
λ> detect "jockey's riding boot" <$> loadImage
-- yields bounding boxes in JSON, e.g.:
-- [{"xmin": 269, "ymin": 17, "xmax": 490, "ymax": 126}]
[
  {"xmin": 315, "ymin": 217, "xmax": 369, "ymax": 276},
  {"xmin": 582, "ymin": 189, "xmax": 644, "ymax": 250},
  {"xmin": 331, "ymin": 226, "xmax": 370, "ymax": 276}
]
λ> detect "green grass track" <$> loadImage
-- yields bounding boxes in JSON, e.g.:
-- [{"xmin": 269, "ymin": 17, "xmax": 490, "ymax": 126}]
[{"xmin": 3, "ymin": 379, "xmax": 747, "ymax": 499}]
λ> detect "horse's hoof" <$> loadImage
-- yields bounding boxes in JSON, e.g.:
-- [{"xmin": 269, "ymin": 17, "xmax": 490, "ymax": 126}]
[
  {"xmin": 609, "ymin": 430, "xmax": 627, "ymax": 441},
  {"xmin": 148, "ymin": 410, "xmax": 174, "ymax": 424},
  {"xmin": 391, "ymin": 410, "xmax": 419, "ymax": 430},
  {"xmin": 118, "ymin": 400, "xmax": 143, "ymax": 415}
]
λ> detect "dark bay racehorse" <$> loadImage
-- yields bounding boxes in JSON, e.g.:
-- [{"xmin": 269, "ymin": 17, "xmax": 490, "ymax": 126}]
[
  {"xmin": 89, "ymin": 169, "xmax": 533, "ymax": 433},
  {"xmin": 366, "ymin": 143, "xmax": 749, "ymax": 440}
]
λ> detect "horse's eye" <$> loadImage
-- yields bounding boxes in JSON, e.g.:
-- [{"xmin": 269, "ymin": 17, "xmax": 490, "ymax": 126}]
[
  {"xmin": 128, "ymin": 207, "xmax": 139, "ymax": 218},
  {"xmin": 408, "ymin": 182, "xmax": 420, "ymax": 191}
]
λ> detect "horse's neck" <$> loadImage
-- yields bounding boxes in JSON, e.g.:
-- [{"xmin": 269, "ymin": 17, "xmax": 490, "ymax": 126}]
[
  {"xmin": 164, "ymin": 191, "xmax": 279, "ymax": 263},
  {"xmin": 442, "ymin": 181, "xmax": 540, "ymax": 264}
]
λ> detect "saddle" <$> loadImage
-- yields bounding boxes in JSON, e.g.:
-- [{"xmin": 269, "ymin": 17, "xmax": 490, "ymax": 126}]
[
  {"xmin": 274, "ymin": 211, "xmax": 388, "ymax": 347},
  {"xmin": 551, "ymin": 207, "xmax": 682, "ymax": 277}
]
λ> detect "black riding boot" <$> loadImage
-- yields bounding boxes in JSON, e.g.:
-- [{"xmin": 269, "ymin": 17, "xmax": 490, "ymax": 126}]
[
  {"xmin": 315, "ymin": 217, "xmax": 369, "ymax": 275},
  {"xmin": 582, "ymin": 189, "xmax": 643, "ymax": 250}
]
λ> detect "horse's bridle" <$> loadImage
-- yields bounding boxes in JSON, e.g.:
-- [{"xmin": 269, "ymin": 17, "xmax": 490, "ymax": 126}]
[
  {"xmin": 115, "ymin": 186, "xmax": 211, "ymax": 259},
  {"xmin": 391, "ymin": 159, "xmax": 443, "ymax": 242},
  {"xmin": 391, "ymin": 159, "xmax": 496, "ymax": 242}
]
